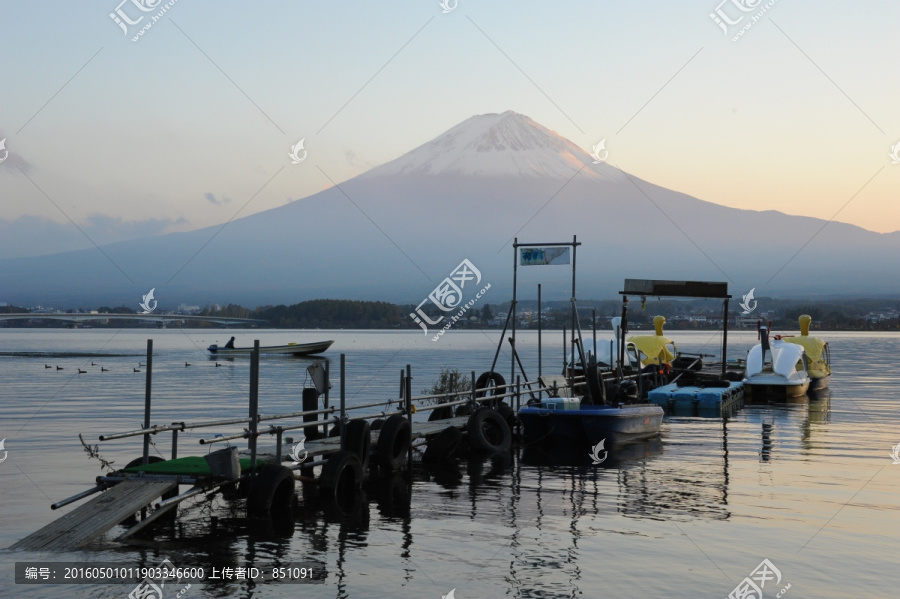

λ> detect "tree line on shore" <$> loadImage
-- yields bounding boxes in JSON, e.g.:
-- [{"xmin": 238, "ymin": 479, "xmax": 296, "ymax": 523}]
[{"xmin": 2, "ymin": 297, "xmax": 898, "ymax": 330}]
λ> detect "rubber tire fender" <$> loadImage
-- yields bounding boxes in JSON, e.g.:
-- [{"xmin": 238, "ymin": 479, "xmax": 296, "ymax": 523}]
[
  {"xmin": 423, "ymin": 426, "xmax": 462, "ymax": 463},
  {"xmin": 376, "ymin": 414, "xmax": 411, "ymax": 472},
  {"xmin": 247, "ymin": 464, "xmax": 296, "ymax": 516},
  {"xmin": 318, "ymin": 450, "xmax": 362, "ymax": 506},
  {"xmin": 475, "ymin": 371, "xmax": 506, "ymax": 398},
  {"xmin": 466, "ymin": 407, "xmax": 512, "ymax": 453},
  {"xmin": 341, "ymin": 419, "xmax": 371, "ymax": 472}
]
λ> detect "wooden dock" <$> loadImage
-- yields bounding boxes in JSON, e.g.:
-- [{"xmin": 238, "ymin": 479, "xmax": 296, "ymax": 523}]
[
  {"xmin": 246, "ymin": 416, "xmax": 471, "ymax": 462},
  {"xmin": 10, "ymin": 480, "xmax": 176, "ymax": 551}
]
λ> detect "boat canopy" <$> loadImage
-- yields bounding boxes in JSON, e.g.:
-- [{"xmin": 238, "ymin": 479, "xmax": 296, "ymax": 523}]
[
  {"xmin": 784, "ymin": 336, "xmax": 826, "ymax": 361},
  {"xmin": 745, "ymin": 340, "xmax": 807, "ymax": 381},
  {"xmin": 595, "ymin": 317, "xmax": 641, "ymax": 367}
]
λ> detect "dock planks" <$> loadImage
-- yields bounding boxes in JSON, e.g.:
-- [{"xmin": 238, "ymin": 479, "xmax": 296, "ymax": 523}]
[{"xmin": 10, "ymin": 480, "xmax": 176, "ymax": 551}]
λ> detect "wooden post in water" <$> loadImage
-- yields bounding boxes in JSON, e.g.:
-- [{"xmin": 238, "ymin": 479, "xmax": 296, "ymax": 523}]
[
  {"xmin": 405, "ymin": 364, "xmax": 413, "ymax": 469},
  {"xmin": 142, "ymin": 339, "xmax": 152, "ymax": 466},
  {"xmin": 249, "ymin": 340, "xmax": 260, "ymax": 474}
]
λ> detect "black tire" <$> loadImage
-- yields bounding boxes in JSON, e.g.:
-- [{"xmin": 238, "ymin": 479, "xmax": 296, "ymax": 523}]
[
  {"xmin": 370, "ymin": 418, "xmax": 385, "ymax": 430},
  {"xmin": 247, "ymin": 465, "xmax": 296, "ymax": 516},
  {"xmin": 466, "ymin": 407, "xmax": 511, "ymax": 453},
  {"xmin": 319, "ymin": 450, "xmax": 363, "ymax": 508},
  {"xmin": 120, "ymin": 456, "xmax": 177, "ymax": 525},
  {"xmin": 328, "ymin": 421, "xmax": 343, "ymax": 438},
  {"xmin": 376, "ymin": 415, "xmax": 411, "ymax": 472},
  {"xmin": 428, "ymin": 403, "xmax": 453, "ymax": 421},
  {"xmin": 475, "ymin": 371, "xmax": 506, "ymax": 399},
  {"xmin": 341, "ymin": 419, "xmax": 371, "ymax": 472},
  {"xmin": 424, "ymin": 426, "xmax": 462, "ymax": 463},
  {"xmin": 495, "ymin": 402, "xmax": 516, "ymax": 429}
]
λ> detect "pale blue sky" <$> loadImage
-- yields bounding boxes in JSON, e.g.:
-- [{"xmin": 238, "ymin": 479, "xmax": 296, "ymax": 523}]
[{"xmin": 1, "ymin": 0, "xmax": 898, "ymax": 257}]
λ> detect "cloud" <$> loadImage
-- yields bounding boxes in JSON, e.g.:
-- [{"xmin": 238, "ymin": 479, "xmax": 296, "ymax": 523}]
[
  {"xmin": 204, "ymin": 192, "xmax": 231, "ymax": 205},
  {"xmin": 0, "ymin": 214, "xmax": 190, "ymax": 259}
]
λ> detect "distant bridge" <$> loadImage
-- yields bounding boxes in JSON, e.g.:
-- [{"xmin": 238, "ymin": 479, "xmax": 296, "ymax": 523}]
[{"xmin": 0, "ymin": 313, "xmax": 267, "ymax": 326}]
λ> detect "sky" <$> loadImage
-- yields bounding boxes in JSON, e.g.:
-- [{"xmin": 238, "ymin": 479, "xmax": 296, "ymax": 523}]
[{"xmin": 1, "ymin": 0, "xmax": 898, "ymax": 260}]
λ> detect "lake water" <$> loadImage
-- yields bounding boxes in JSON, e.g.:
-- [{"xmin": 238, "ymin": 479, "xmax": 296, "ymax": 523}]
[{"xmin": 1, "ymin": 328, "xmax": 898, "ymax": 598}]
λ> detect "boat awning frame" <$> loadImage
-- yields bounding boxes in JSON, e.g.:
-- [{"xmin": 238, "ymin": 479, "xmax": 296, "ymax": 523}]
[{"xmin": 618, "ymin": 279, "xmax": 731, "ymax": 299}]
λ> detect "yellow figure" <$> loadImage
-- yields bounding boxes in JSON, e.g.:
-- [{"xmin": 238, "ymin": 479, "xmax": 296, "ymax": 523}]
[{"xmin": 629, "ymin": 315, "xmax": 676, "ymax": 366}]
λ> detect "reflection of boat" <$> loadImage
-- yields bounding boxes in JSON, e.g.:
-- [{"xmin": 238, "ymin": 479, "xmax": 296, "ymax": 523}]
[
  {"xmin": 207, "ymin": 340, "xmax": 333, "ymax": 356},
  {"xmin": 518, "ymin": 402, "xmax": 664, "ymax": 446},
  {"xmin": 522, "ymin": 434, "xmax": 663, "ymax": 468},
  {"xmin": 744, "ymin": 323, "xmax": 810, "ymax": 398},
  {"xmin": 782, "ymin": 315, "xmax": 830, "ymax": 392}
]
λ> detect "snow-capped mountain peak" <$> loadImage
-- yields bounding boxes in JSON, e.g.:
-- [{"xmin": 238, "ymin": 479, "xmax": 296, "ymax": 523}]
[{"xmin": 363, "ymin": 111, "xmax": 618, "ymax": 180}]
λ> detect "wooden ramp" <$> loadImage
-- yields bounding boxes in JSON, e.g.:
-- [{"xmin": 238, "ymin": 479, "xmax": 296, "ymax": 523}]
[{"xmin": 10, "ymin": 480, "xmax": 176, "ymax": 551}]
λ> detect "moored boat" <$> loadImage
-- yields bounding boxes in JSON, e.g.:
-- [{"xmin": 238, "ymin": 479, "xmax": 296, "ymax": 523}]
[
  {"xmin": 518, "ymin": 399, "xmax": 664, "ymax": 446},
  {"xmin": 782, "ymin": 315, "xmax": 830, "ymax": 391},
  {"xmin": 744, "ymin": 324, "xmax": 810, "ymax": 399},
  {"xmin": 207, "ymin": 340, "xmax": 334, "ymax": 356}
]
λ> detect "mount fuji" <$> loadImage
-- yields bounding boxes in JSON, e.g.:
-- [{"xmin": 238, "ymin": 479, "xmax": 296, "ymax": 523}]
[{"xmin": 2, "ymin": 111, "xmax": 898, "ymax": 308}]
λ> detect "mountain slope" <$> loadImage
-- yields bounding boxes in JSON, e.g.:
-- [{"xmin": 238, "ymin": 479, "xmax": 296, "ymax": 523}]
[{"xmin": 1, "ymin": 111, "xmax": 898, "ymax": 308}]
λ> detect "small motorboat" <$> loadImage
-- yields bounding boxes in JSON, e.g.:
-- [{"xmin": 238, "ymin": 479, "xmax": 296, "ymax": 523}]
[
  {"xmin": 744, "ymin": 323, "xmax": 810, "ymax": 398},
  {"xmin": 782, "ymin": 315, "xmax": 830, "ymax": 392},
  {"xmin": 207, "ymin": 340, "xmax": 334, "ymax": 356},
  {"xmin": 518, "ymin": 399, "xmax": 664, "ymax": 446}
]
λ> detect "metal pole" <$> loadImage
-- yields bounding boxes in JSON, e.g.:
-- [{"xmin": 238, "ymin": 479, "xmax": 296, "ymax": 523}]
[
  {"xmin": 406, "ymin": 364, "xmax": 413, "ymax": 469},
  {"xmin": 249, "ymin": 340, "xmax": 260, "ymax": 473},
  {"xmin": 512, "ymin": 238, "xmax": 518, "ymax": 390},
  {"xmin": 171, "ymin": 430, "xmax": 178, "ymax": 460},
  {"xmin": 323, "ymin": 359, "xmax": 330, "ymax": 436},
  {"xmin": 538, "ymin": 283, "xmax": 542, "ymax": 382},
  {"xmin": 571, "ymin": 236, "xmax": 577, "ymax": 377},
  {"xmin": 592, "ymin": 309, "xmax": 597, "ymax": 359},
  {"xmin": 142, "ymin": 339, "xmax": 152, "ymax": 465},
  {"xmin": 340, "ymin": 353, "xmax": 346, "ymax": 428},
  {"xmin": 722, "ymin": 298, "xmax": 730, "ymax": 378},
  {"xmin": 563, "ymin": 326, "xmax": 567, "ymax": 385}
]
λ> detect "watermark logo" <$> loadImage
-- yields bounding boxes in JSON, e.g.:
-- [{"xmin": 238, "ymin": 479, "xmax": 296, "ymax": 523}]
[
  {"xmin": 409, "ymin": 259, "xmax": 491, "ymax": 341},
  {"xmin": 590, "ymin": 139, "xmax": 608, "ymax": 164},
  {"xmin": 740, "ymin": 288, "xmax": 757, "ymax": 315},
  {"xmin": 442, "ymin": 589, "xmax": 456, "ymax": 599},
  {"xmin": 0, "ymin": 138, "xmax": 8, "ymax": 164},
  {"xmin": 889, "ymin": 142, "xmax": 900, "ymax": 164},
  {"xmin": 289, "ymin": 139, "xmax": 307, "ymax": 164},
  {"xmin": 128, "ymin": 557, "xmax": 189, "ymax": 599},
  {"xmin": 289, "ymin": 438, "xmax": 308, "ymax": 465},
  {"xmin": 710, "ymin": 0, "xmax": 779, "ymax": 42},
  {"xmin": 439, "ymin": 0, "xmax": 457, "ymax": 13},
  {"xmin": 588, "ymin": 439, "xmax": 608, "ymax": 465},
  {"xmin": 110, "ymin": 0, "xmax": 180, "ymax": 43},
  {"xmin": 0, "ymin": 439, "xmax": 7, "ymax": 463},
  {"xmin": 139, "ymin": 288, "xmax": 157, "ymax": 314},
  {"xmin": 890, "ymin": 441, "xmax": 900, "ymax": 464},
  {"xmin": 728, "ymin": 558, "xmax": 790, "ymax": 599}
]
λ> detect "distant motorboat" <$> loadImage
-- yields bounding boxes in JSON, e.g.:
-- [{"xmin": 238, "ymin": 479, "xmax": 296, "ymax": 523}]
[
  {"xmin": 206, "ymin": 340, "xmax": 334, "ymax": 356},
  {"xmin": 744, "ymin": 323, "xmax": 810, "ymax": 398}
]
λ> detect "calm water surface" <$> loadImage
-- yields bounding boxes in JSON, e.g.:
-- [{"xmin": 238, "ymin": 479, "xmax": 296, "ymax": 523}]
[{"xmin": 1, "ymin": 329, "xmax": 898, "ymax": 598}]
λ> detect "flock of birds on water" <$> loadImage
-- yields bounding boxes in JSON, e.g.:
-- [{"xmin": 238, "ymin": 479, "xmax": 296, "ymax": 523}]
[{"xmin": 44, "ymin": 360, "xmax": 225, "ymax": 373}]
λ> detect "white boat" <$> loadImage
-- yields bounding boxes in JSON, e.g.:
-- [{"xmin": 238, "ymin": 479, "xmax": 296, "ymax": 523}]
[
  {"xmin": 744, "ymin": 324, "xmax": 810, "ymax": 398},
  {"xmin": 782, "ymin": 315, "xmax": 830, "ymax": 391},
  {"xmin": 207, "ymin": 340, "xmax": 334, "ymax": 356},
  {"xmin": 593, "ymin": 317, "xmax": 642, "ymax": 368}
]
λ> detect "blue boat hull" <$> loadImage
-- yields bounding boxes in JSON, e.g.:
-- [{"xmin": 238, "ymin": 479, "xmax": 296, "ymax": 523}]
[{"xmin": 518, "ymin": 404, "xmax": 664, "ymax": 446}]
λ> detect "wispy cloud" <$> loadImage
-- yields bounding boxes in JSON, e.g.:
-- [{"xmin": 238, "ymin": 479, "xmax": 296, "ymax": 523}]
[
  {"xmin": 0, "ymin": 214, "xmax": 189, "ymax": 259},
  {"xmin": 204, "ymin": 192, "xmax": 232, "ymax": 206}
]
